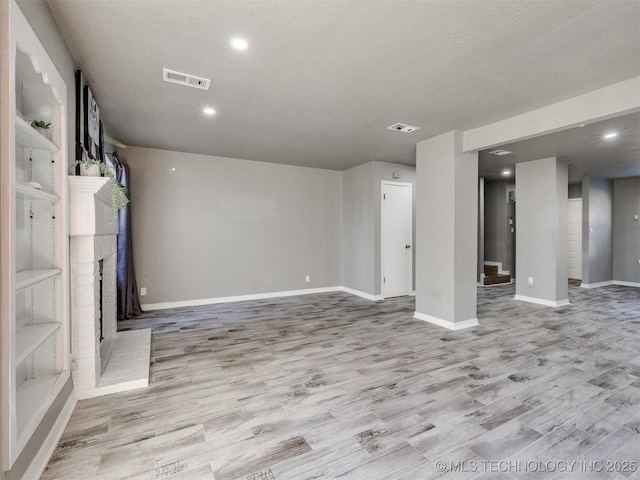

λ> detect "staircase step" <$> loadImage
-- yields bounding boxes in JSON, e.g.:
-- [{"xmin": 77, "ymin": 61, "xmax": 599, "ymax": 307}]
[
  {"xmin": 484, "ymin": 265, "xmax": 499, "ymax": 276},
  {"xmin": 484, "ymin": 274, "xmax": 511, "ymax": 285}
]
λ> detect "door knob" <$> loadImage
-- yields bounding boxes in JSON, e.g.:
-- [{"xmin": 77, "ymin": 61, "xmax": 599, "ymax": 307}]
[{"xmin": 405, "ymin": 245, "xmax": 411, "ymax": 249}]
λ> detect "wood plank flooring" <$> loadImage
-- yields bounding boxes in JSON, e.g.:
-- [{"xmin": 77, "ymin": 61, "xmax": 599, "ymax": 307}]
[{"xmin": 42, "ymin": 283, "xmax": 640, "ymax": 479}]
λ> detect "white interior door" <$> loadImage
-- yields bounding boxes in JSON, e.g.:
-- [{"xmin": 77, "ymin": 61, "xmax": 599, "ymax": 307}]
[
  {"xmin": 382, "ymin": 182, "xmax": 412, "ymax": 298},
  {"xmin": 567, "ymin": 198, "xmax": 582, "ymax": 280}
]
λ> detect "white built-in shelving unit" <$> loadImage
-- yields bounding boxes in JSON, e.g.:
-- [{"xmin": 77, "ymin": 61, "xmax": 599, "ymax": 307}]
[{"xmin": 1, "ymin": 0, "xmax": 70, "ymax": 469}]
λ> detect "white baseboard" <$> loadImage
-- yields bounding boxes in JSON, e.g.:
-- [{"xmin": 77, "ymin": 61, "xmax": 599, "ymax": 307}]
[
  {"xmin": 514, "ymin": 294, "xmax": 570, "ymax": 307},
  {"xmin": 22, "ymin": 391, "xmax": 77, "ymax": 480},
  {"xmin": 340, "ymin": 287, "xmax": 383, "ymax": 301},
  {"xmin": 142, "ymin": 286, "xmax": 350, "ymax": 311},
  {"xmin": 580, "ymin": 280, "xmax": 640, "ymax": 289},
  {"xmin": 580, "ymin": 280, "xmax": 614, "ymax": 289},
  {"xmin": 413, "ymin": 311, "xmax": 479, "ymax": 330},
  {"xmin": 484, "ymin": 261, "xmax": 510, "ymax": 276}
]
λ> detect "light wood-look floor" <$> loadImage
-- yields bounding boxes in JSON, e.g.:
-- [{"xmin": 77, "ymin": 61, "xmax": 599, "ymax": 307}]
[{"xmin": 42, "ymin": 283, "xmax": 640, "ymax": 480}]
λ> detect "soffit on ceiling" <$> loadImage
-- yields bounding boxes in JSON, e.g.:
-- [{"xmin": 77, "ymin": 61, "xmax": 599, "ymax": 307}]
[
  {"xmin": 47, "ymin": 0, "xmax": 640, "ymax": 171},
  {"xmin": 479, "ymin": 112, "xmax": 640, "ymax": 183}
]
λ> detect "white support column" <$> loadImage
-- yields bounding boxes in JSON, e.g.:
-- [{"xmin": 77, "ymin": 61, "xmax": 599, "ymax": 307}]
[
  {"xmin": 414, "ymin": 131, "xmax": 479, "ymax": 330},
  {"xmin": 515, "ymin": 157, "xmax": 569, "ymax": 307}
]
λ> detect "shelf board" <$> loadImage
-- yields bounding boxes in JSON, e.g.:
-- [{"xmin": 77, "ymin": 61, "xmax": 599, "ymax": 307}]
[
  {"xmin": 16, "ymin": 324, "xmax": 60, "ymax": 366},
  {"xmin": 15, "ymin": 116, "xmax": 59, "ymax": 153},
  {"xmin": 16, "ymin": 375, "xmax": 59, "ymax": 435},
  {"xmin": 15, "ymin": 183, "xmax": 59, "ymax": 203},
  {"xmin": 16, "ymin": 269, "xmax": 61, "ymax": 291}
]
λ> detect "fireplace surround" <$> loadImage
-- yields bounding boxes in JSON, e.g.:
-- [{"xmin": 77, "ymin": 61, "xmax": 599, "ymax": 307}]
[{"xmin": 69, "ymin": 176, "xmax": 150, "ymax": 399}]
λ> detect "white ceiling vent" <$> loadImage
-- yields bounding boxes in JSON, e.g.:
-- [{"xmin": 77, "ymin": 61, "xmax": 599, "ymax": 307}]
[
  {"xmin": 387, "ymin": 123, "xmax": 420, "ymax": 133},
  {"xmin": 488, "ymin": 149, "xmax": 513, "ymax": 156},
  {"xmin": 162, "ymin": 68, "xmax": 211, "ymax": 90}
]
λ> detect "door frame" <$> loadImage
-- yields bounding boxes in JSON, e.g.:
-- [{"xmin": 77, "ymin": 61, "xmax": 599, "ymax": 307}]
[
  {"xmin": 567, "ymin": 197, "xmax": 583, "ymax": 280},
  {"xmin": 381, "ymin": 180, "xmax": 413, "ymax": 299}
]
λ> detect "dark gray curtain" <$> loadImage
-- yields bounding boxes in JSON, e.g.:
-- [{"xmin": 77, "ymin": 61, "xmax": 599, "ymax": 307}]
[{"xmin": 106, "ymin": 153, "xmax": 142, "ymax": 319}]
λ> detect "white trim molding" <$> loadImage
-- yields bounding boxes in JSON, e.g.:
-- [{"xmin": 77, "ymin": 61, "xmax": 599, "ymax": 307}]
[
  {"xmin": 580, "ymin": 281, "xmax": 614, "ymax": 289},
  {"xmin": 581, "ymin": 280, "xmax": 640, "ymax": 289},
  {"xmin": 514, "ymin": 295, "xmax": 570, "ymax": 307},
  {"xmin": 613, "ymin": 280, "xmax": 640, "ymax": 288},
  {"xmin": 340, "ymin": 287, "xmax": 383, "ymax": 301},
  {"xmin": 22, "ymin": 391, "xmax": 77, "ymax": 480},
  {"xmin": 141, "ymin": 286, "xmax": 345, "ymax": 311},
  {"xmin": 413, "ymin": 311, "xmax": 479, "ymax": 330}
]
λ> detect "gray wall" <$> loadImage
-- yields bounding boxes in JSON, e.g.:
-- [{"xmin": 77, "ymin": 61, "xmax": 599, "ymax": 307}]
[
  {"xmin": 0, "ymin": 0, "xmax": 4, "ymax": 474},
  {"xmin": 4, "ymin": 2, "xmax": 76, "ymax": 478},
  {"xmin": 613, "ymin": 177, "xmax": 640, "ymax": 284},
  {"xmin": 342, "ymin": 162, "xmax": 375, "ymax": 294},
  {"xmin": 582, "ymin": 176, "xmax": 613, "ymax": 285},
  {"xmin": 568, "ymin": 182, "xmax": 582, "ymax": 199},
  {"xmin": 515, "ymin": 157, "xmax": 568, "ymax": 303},
  {"xmin": 477, "ymin": 178, "xmax": 485, "ymax": 283},
  {"xmin": 124, "ymin": 146, "xmax": 343, "ymax": 306},
  {"xmin": 341, "ymin": 161, "xmax": 416, "ymax": 297},
  {"xmin": 484, "ymin": 180, "xmax": 515, "ymax": 274}
]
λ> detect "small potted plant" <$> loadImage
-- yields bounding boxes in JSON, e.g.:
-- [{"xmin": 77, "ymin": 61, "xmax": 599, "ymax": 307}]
[
  {"xmin": 77, "ymin": 158, "xmax": 101, "ymax": 177},
  {"xmin": 74, "ymin": 159, "xmax": 130, "ymax": 212},
  {"xmin": 31, "ymin": 120, "xmax": 51, "ymax": 139}
]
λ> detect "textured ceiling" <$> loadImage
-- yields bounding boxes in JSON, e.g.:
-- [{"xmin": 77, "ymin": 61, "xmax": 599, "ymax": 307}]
[{"xmin": 47, "ymin": 0, "xmax": 640, "ymax": 172}]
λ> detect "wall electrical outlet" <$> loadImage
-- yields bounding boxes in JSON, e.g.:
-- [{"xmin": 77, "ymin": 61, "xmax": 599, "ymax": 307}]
[
  {"xmin": 140, "ymin": 287, "xmax": 147, "ymax": 296},
  {"xmin": 527, "ymin": 277, "xmax": 534, "ymax": 287},
  {"xmin": 305, "ymin": 275, "xmax": 310, "ymax": 283}
]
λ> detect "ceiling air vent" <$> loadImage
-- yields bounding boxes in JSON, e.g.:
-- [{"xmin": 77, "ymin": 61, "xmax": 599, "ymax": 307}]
[
  {"xmin": 162, "ymin": 68, "xmax": 211, "ymax": 90},
  {"xmin": 488, "ymin": 149, "xmax": 513, "ymax": 156},
  {"xmin": 387, "ymin": 123, "xmax": 421, "ymax": 133}
]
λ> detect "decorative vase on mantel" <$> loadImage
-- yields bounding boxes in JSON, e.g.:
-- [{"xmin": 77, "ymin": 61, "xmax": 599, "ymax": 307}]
[{"xmin": 78, "ymin": 162, "xmax": 101, "ymax": 177}]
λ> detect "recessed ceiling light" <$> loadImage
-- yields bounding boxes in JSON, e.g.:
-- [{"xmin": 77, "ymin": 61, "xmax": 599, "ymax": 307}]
[
  {"xmin": 604, "ymin": 132, "xmax": 618, "ymax": 139},
  {"xmin": 502, "ymin": 169, "xmax": 512, "ymax": 176},
  {"xmin": 489, "ymin": 149, "xmax": 513, "ymax": 156},
  {"xmin": 203, "ymin": 107, "xmax": 216, "ymax": 116},
  {"xmin": 230, "ymin": 37, "xmax": 249, "ymax": 50}
]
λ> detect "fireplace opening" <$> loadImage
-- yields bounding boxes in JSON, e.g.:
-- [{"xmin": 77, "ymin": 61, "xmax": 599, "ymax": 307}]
[
  {"xmin": 98, "ymin": 258, "xmax": 104, "ymax": 343},
  {"xmin": 97, "ymin": 257, "xmax": 113, "ymax": 376}
]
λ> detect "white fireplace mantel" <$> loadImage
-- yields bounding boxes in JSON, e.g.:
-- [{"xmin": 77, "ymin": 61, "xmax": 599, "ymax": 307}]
[
  {"xmin": 69, "ymin": 175, "xmax": 150, "ymax": 400},
  {"xmin": 69, "ymin": 176, "xmax": 118, "ymax": 236}
]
